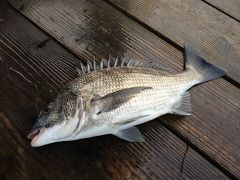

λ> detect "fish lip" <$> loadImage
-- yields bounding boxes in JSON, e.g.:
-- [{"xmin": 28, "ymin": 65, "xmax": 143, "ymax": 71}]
[{"xmin": 27, "ymin": 128, "xmax": 42, "ymax": 140}]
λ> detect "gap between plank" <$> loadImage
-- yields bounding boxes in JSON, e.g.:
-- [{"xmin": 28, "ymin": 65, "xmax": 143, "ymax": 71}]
[
  {"xmin": 102, "ymin": 0, "xmax": 182, "ymax": 52},
  {"xmin": 160, "ymin": 121, "xmax": 238, "ymax": 179},
  {"xmin": 7, "ymin": 3, "xmax": 87, "ymax": 66},
  {"xmin": 103, "ymin": 0, "xmax": 240, "ymax": 89},
  {"xmin": 9, "ymin": 0, "xmax": 240, "ymax": 89},
  {"xmin": 5, "ymin": 2, "xmax": 239, "ymax": 177},
  {"xmin": 201, "ymin": 0, "xmax": 240, "ymax": 23},
  {"xmin": 0, "ymin": 112, "xmax": 48, "ymax": 173}
]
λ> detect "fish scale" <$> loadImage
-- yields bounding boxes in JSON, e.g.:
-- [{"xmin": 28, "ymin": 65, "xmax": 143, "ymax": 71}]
[{"xmin": 69, "ymin": 67, "xmax": 193, "ymax": 128}]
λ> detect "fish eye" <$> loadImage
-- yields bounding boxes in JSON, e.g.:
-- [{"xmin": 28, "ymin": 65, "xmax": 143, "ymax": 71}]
[
  {"xmin": 43, "ymin": 107, "xmax": 49, "ymax": 113},
  {"xmin": 39, "ymin": 107, "xmax": 49, "ymax": 116}
]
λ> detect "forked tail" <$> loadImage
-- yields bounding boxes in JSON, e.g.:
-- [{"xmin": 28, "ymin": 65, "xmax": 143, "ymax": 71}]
[{"xmin": 184, "ymin": 44, "xmax": 225, "ymax": 84}]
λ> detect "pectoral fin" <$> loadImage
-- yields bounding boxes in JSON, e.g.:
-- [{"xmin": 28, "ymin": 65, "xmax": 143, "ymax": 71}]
[
  {"xmin": 113, "ymin": 114, "xmax": 149, "ymax": 126},
  {"xmin": 90, "ymin": 86, "xmax": 152, "ymax": 114},
  {"xmin": 113, "ymin": 127, "xmax": 144, "ymax": 142}
]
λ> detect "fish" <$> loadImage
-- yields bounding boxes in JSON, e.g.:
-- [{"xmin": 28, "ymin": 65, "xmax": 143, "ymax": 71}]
[{"xmin": 27, "ymin": 44, "xmax": 225, "ymax": 147}]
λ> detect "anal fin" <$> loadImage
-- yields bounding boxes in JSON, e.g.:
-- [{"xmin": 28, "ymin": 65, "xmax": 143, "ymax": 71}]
[
  {"xmin": 113, "ymin": 127, "xmax": 144, "ymax": 142},
  {"xmin": 171, "ymin": 91, "xmax": 191, "ymax": 115}
]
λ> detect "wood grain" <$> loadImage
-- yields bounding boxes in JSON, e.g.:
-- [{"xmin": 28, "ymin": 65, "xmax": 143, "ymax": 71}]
[
  {"xmin": 204, "ymin": 0, "xmax": 240, "ymax": 21},
  {"xmin": 0, "ymin": 1, "xmax": 228, "ymax": 179},
  {"xmin": 0, "ymin": 113, "xmax": 54, "ymax": 180},
  {"xmin": 106, "ymin": 0, "xmax": 240, "ymax": 83},
  {"xmin": 6, "ymin": 0, "xmax": 240, "ymax": 178}
]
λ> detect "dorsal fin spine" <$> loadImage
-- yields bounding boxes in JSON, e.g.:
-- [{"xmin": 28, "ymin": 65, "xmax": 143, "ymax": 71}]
[
  {"xmin": 114, "ymin": 56, "xmax": 118, "ymax": 67},
  {"xmin": 93, "ymin": 60, "xmax": 96, "ymax": 71},
  {"xmin": 76, "ymin": 68, "xmax": 82, "ymax": 76},
  {"xmin": 127, "ymin": 58, "xmax": 132, "ymax": 67},
  {"xmin": 76, "ymin": 55, "xmax": 170, "ymax": 75},
  {"xmin": 121, "ymin": 58, "xmax": 125, "ymax": 67},
  {"xmin": 87, "ymin": 61, "xmax": 91, "ymax": 72},
  {"xmin": 107, "ymin": 57, "xmax": 111, "ymax": 69},
  {"xmin": 100, "ymin": 59, "xmax": 104, "ymax": 69},
  {"xmin": 80, "ymin": 62, "xmax": 85, "ymax": 74}
]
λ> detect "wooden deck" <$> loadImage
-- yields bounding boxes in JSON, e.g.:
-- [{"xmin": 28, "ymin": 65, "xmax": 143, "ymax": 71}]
[{"xmin": 0, "ymin": 0, "xmax": 239, "ymax": 179}]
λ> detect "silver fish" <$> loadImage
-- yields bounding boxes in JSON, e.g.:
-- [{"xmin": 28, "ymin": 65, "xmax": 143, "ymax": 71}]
[{"xmin": 28, "ymin": 45, "xmax": 224, "ymax": 147}]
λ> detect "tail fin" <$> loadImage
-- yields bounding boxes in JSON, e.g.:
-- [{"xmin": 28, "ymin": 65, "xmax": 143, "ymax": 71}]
[{"xmin": 184, "ymin": 44, "xmax": 225, "ymax": 84}]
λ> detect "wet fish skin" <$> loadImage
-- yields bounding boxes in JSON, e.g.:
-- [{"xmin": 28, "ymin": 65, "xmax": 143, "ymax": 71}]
[{"xmin": 28, "ymin": 45, "xmax": 224, "ymax": 147}]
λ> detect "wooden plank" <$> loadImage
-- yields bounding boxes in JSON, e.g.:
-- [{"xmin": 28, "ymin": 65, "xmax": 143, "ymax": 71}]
[
  {"xmin": 6, "ymin": 0, "xmax": 240, "ymax": 178},
  {"xmin": 105, "ymin": 0, "xmax": 240, "ymax": 84},
  {"xmin": 0, "ymin": 113, "xmax": 54, "ymax": 180},
  {"xmin": 0, "ymin": 1, "xmax": 228, "ymax": 179},
  {"xmin": 0, "ymin": 133, "xmax": 36, "ymax": 180},
  {"xmin": 204, "ymin": 0, "xmax": 240, "ymax": 21}
]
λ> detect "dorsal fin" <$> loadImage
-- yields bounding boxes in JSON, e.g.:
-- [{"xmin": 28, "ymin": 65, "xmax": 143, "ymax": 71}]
[{"xmin": 76, "ymin": 53, "xmax": 170, "ymax": 75}]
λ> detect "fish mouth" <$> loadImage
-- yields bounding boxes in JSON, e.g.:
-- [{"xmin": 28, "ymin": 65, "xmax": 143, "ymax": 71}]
[{"xmin": 27, "ymin": 128, "xmax": 43, "ymax": 140}]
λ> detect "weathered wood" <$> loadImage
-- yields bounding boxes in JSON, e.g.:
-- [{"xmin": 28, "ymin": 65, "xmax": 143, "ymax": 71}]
[
  {"xmin": 204, "ymin": 0, "xmax": 240, "ymax": 21},
  {"xmin": 0, "ymin": 113, "xmax": 53, "ymax": 180},
  {"xmin": 106, "ymin": 0, "xmax": 240, "ymax": 83},
  {"xmin": 6, "ymin": 0, "xmax": 240, "ymax": 178},
  {"xmin": 0, "ymin": 1, "xmax": 228, "ymax": 179}
]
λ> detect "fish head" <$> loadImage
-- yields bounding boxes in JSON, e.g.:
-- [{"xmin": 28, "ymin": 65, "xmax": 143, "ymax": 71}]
[{"xmin": 28, "ymin": 90, "xmax": 86, "ymax": 147}]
